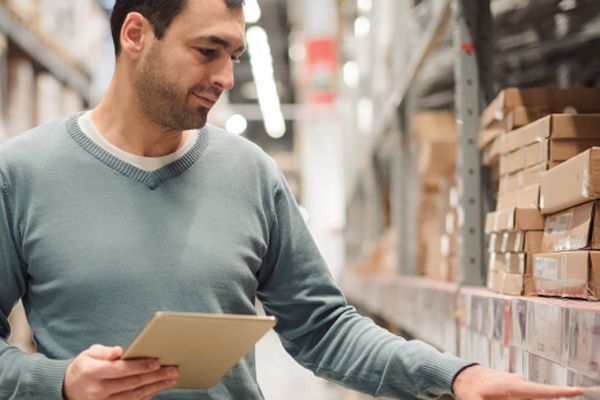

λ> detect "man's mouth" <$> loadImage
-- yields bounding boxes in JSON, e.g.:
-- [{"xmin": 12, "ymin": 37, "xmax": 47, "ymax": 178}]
[{"xmin": 192, "ymin": 93, "xmax": 218, "ymax": 109}]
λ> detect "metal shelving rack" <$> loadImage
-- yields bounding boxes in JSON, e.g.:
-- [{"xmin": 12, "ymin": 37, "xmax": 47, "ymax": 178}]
[{"xmin": 341, "ymin": 0, "xmax": 600, "ymax": 359}]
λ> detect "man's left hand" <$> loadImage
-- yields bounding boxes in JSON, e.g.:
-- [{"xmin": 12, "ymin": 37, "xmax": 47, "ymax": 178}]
[{"xmin": 453, "ymin": 365, "xmax": 583, "ymax": 399}]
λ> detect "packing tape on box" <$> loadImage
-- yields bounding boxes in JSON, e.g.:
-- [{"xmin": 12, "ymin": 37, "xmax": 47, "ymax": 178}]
[{"xmin": 583, "ymin": 168, "xmax": 590, "ymax": 198}]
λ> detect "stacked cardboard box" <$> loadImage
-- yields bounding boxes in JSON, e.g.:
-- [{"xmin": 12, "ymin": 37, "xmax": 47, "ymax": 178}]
[
  {"xmin": 483, "ymin": 88, "xmax": 600, "ymax": 296},
  {"xmin": 527, "ymin": 148, "xmax": 600, "ymax": 300},
  {"xmin": 460, "ymin": 289, "xmax": 600, "ymax": 391},
  {"xmin": 413, "ymin": 112, "xmax": 458, "ymax": 282},
  {"xmin": 480, "ymin": 87, "xmax": 600, "ymax": 182},
  {"xmin": 485, "ymin": 207, "xmax": 544, "ymax": 295}
]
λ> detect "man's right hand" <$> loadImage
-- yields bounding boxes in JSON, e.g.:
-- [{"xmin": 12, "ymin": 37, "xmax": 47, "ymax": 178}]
[{"xmin": 63, "ymin": 344, "xmax": 179, "ymax": 400}]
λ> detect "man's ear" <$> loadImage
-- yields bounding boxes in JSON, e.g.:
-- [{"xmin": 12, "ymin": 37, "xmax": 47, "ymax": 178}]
[{"xmin": 120, "ymin": 12, "xmax": 153, "ymax": 60}]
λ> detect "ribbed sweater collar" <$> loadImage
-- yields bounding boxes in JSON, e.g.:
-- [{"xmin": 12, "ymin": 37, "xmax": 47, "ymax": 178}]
[{"xmin": 66, "ymin": 113, "xmax": 209, "ymax": 190}]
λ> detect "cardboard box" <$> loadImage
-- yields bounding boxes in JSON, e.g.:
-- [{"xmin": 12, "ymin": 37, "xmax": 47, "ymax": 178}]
[
  {"xmin": 502, "ymin": 230, "xmax": 543, "ymax": 253},
  {"xmin": 499, "ymin": 163, "xmax": 546, "ymax": 194},
  {"xmin": 496, "ymin": 184, "xmax": 540, "ymax": 210},
  {"xmin": 503, "ymin": 114, "xmax": 600, "ymax": 155},
  {"xmin": 418, "ymin": 140, "xmax": 456, "ymax": 188},
  {"xmin": 482, "ymin": 134, "xmax": 503, "ymax": 166},
  {"xmin": 526, "ymin": 353, "xmax": 568, "ymax": 386},
  {"xmin": 488, "ymin": 233, "xmax": 501, "ymax": 252},
  {"xmin": 540, "ymin": 147, "xmax": 600, "ymax": 215},
  {"xmin": 481, "ymin": 88, "xmax": 600, "ymax": 129},
  {"xmin": 510, "ymin": 299, "xmax": 528, "ymax": 348},
  {"xmin": 487, "ymin": 269, "xmax": 524, "ymax": 295},
  {"xmin": 527, "ymin": 251, "xmax": 600, "ymax": 300},
  {"xmin": 413, "ymin": 112, "xmax": 456, "ymax": 142},
  {"xmin": 564, "ymin": 304, "xmax": 600, "ymax": 380},
  {"xmin": 542, "ymin": 201, "xmax": 600, "ymax": 252},
  {"xmin": 500, "ymin": 139, "xmax": 600, "ymax": 175},
  {"xmin": 489, "ymin": 252, "xmax": 528, "ymax": 274},
  {"xmin": 525, "ymin": 300, "xmax": 565, "ymax": 364},
  {"xmin": 485, "ymin": 208, "xmax": 545, "ymax": 234},
  {"xmin": 505, "ymin": 106, "xmax": 558, "ymax": 131},
  {"xmin": 479, "ymin": 128, "xmax": 503, "ymax": 149}
]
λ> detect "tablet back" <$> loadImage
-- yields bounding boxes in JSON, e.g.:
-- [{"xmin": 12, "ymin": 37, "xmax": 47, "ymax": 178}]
[{"xmin": 122, "ymin": 312, "xmax": 277, "ymax": 389}]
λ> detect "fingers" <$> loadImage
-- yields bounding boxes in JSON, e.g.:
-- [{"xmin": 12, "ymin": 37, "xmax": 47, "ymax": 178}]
[
  {"xmin": 92, "ymin": 358, "xmax": 163, "ymax": 379},
  {"xmin": 85, "ymin": 344, "xmax": 124, "ymax": 361},
  {"xmin": 508, "ymin": 381, "xmax": 583, "ymax": 398},
  {"xmin": 109, "ymin": 378, "xmax": 178, "ymax": 400},
  {"xmin": 104, "ymin": 366, "xmax": 179, "ymax": 395}
]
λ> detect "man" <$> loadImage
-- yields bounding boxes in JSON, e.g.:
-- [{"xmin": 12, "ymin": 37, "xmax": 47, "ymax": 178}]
[{"xmin": 0, "ymin": 0, "xmax": 585, "ymax": 399}]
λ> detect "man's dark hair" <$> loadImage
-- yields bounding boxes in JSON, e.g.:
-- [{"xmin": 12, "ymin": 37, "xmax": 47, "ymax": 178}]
[{"xmin": 111, "ymin": 0, "xmax": 245, "ymax": 56}]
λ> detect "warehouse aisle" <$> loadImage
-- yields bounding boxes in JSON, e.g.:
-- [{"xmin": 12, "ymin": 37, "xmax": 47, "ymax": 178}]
[{"xmin": 256, "ymin": 329, "xmax": 374, "ymax": 400}]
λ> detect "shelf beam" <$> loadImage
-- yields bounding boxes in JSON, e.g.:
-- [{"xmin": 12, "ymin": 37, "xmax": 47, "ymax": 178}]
[{"xmin": 453, "ymin": 0, "xmax": 487, "ymax": 286}]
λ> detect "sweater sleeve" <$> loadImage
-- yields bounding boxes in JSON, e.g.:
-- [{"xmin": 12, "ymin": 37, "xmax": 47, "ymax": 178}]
[
  {"xmin": 0, "ymin": 178, "xmax": 71, "ymax": 400},
  {"xmin": 256, "ymin": 175, "xmax": 475, "ymax": 399}
]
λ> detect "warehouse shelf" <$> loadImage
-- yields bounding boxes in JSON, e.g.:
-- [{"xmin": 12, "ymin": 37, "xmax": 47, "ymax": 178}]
[
  {"xmin": 346, "ymin": 0, "xmax": 452, "ymax": 203},
  {"xmin": 341, "ymin": 270, "xmax": 458, "ymax": 353},
  {"xmin": 342, "ymin": 270, "xmax": 600, "ymax": 384},
  {"xmin": 0, "ymin": 5, "xmax": 92, "ymax": 103}
]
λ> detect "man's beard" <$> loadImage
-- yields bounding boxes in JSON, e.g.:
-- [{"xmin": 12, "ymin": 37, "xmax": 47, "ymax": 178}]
[{"xmin": 134, "ymin": 43, "xmax": 210, "ymax": 131}]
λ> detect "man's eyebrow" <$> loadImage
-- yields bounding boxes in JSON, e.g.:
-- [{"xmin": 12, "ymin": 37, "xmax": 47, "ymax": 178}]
[{"xmin": 201, "ymin": 35, "xmax": 246, "ymax": 53}]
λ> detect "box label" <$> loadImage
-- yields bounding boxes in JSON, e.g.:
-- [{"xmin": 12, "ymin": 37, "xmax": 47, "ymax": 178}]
[{"xmin": 534, "ymin": 257, "xmax": 559, "ymax": 281}]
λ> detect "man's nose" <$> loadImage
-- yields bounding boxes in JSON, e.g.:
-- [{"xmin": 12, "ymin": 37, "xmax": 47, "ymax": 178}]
[{"xmin": 210, "ymin": 58, "xmax": 235, "ymax": 90}]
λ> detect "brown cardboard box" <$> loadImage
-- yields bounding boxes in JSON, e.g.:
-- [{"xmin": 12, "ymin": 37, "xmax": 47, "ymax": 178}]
[
  {"xmin": 413, "ymin": 112, "xmax": 456, "ymax": 142},
  {"xmin": 489, "ymin": 252, "xmax": 528, "ymax": 274},
  {"xmin": 487, "ymin": 270, "xmax": 523, "ymax": 296},
  {"xmin": 503, "ymin": 273, "xmax": 524, "ymax": 296},
  {"xmin": 496, "ymin": 184, "xmax": 540, "ymax": 210},
  {"xmin": 563, "ymin": 304, "xmax": 600, "ymax": 380},
  {"xmin": 485, "ymin": 208, "xmax": 545, "ymax": 234},
  {"xmin": 487, "ymin": 268, "xmax": 504, "ymax": 293},
  {"xmin": 500, "ymin": 139, "xmax": 600, "ymax": 175},
  {"xmin": 542, "ymin": 201, "xmax": 600, "ymax": 252},
  {"xmin": 499, "ymin": 164, "xmax": 547, "ymax": 194},
  {"xmin": 540, "ymin": 147, "xmax": 600, "ymax": 214},
  {"xmin": 505, "ymin": 106, "xmax": 556, "ymax": 131},
  {"xmin": 481, "ymin": 88, "xmax": 600, "ymax": 129},
  {"xmin": 525, "ymin": 299, "xmax": 566, "ymax": 364},
  {"xmin": 480, "ymin": 128, "xmax": 503, "ymax": 149},
  {"xmin": 489, "ymin": 233, "xmax": 501, "ymax": 253},
  {"xmin": 526, "ymin": 251, "xmax": 600, "ymax": 300},
  {"xmin": 418, "ymin": 140, "xmax": 456, "ymax": 188},
  {"xmin": 482, "ymin": 134, "xmax": 503, "ymax": 166},
  {"xmin": 502, "ymin": 114, "xmax": 600, "ymax": 155},
  {"xmin": 502, "ymin": 230, "xmax": 543, "ymax": 253}
]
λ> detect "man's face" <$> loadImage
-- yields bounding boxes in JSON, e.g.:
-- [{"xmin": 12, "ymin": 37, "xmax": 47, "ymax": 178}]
[{"xmin": 134, "ymin": 0, "xmax": 246, "ymax": 130}]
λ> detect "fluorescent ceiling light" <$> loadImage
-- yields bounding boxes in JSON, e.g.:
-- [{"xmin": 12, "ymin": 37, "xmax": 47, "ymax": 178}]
[
  {"xmin": 247, "ymin": 26, "xmax": 286, "ymax": 139},
  {"xmin": 244, "ymin": 0, "xmax": 262, "ymax": 23},
  {"xmin": 343, "ymin": 61, "xmax": 360, "ymax": 88},
  {"xmin": 354, "ymin": 16, "xmax": 370, "ymax": 38},
  {"xmin": 357, "ymin": 0, "xmax": 372, "ymax": 13}
]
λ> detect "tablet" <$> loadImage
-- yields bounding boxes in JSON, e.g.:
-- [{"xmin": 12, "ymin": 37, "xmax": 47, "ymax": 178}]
[{"xmin": 122, "ymin": 312, "xmax": 277, "ymax": 389}]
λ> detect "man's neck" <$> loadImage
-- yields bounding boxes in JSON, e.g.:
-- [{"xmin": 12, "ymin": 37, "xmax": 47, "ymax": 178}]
[{"xmin": 91, "ymin": 79, "xmax": 190, "ymax": 158}]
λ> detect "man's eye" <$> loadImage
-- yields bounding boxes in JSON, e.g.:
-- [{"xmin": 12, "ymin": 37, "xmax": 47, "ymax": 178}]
[
  {"xmin": 231, "ymin": 56, "xmax": 241, "ymax": 64},
  {"xmin": 198, "ymin": 48, "xmax": 218, "ymax": 58}
]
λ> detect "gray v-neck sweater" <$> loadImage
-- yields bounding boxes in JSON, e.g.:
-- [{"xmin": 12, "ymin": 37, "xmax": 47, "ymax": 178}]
[{"xmin": 0, "ymin": 115, "xmax": 472, "ymax": 399}]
